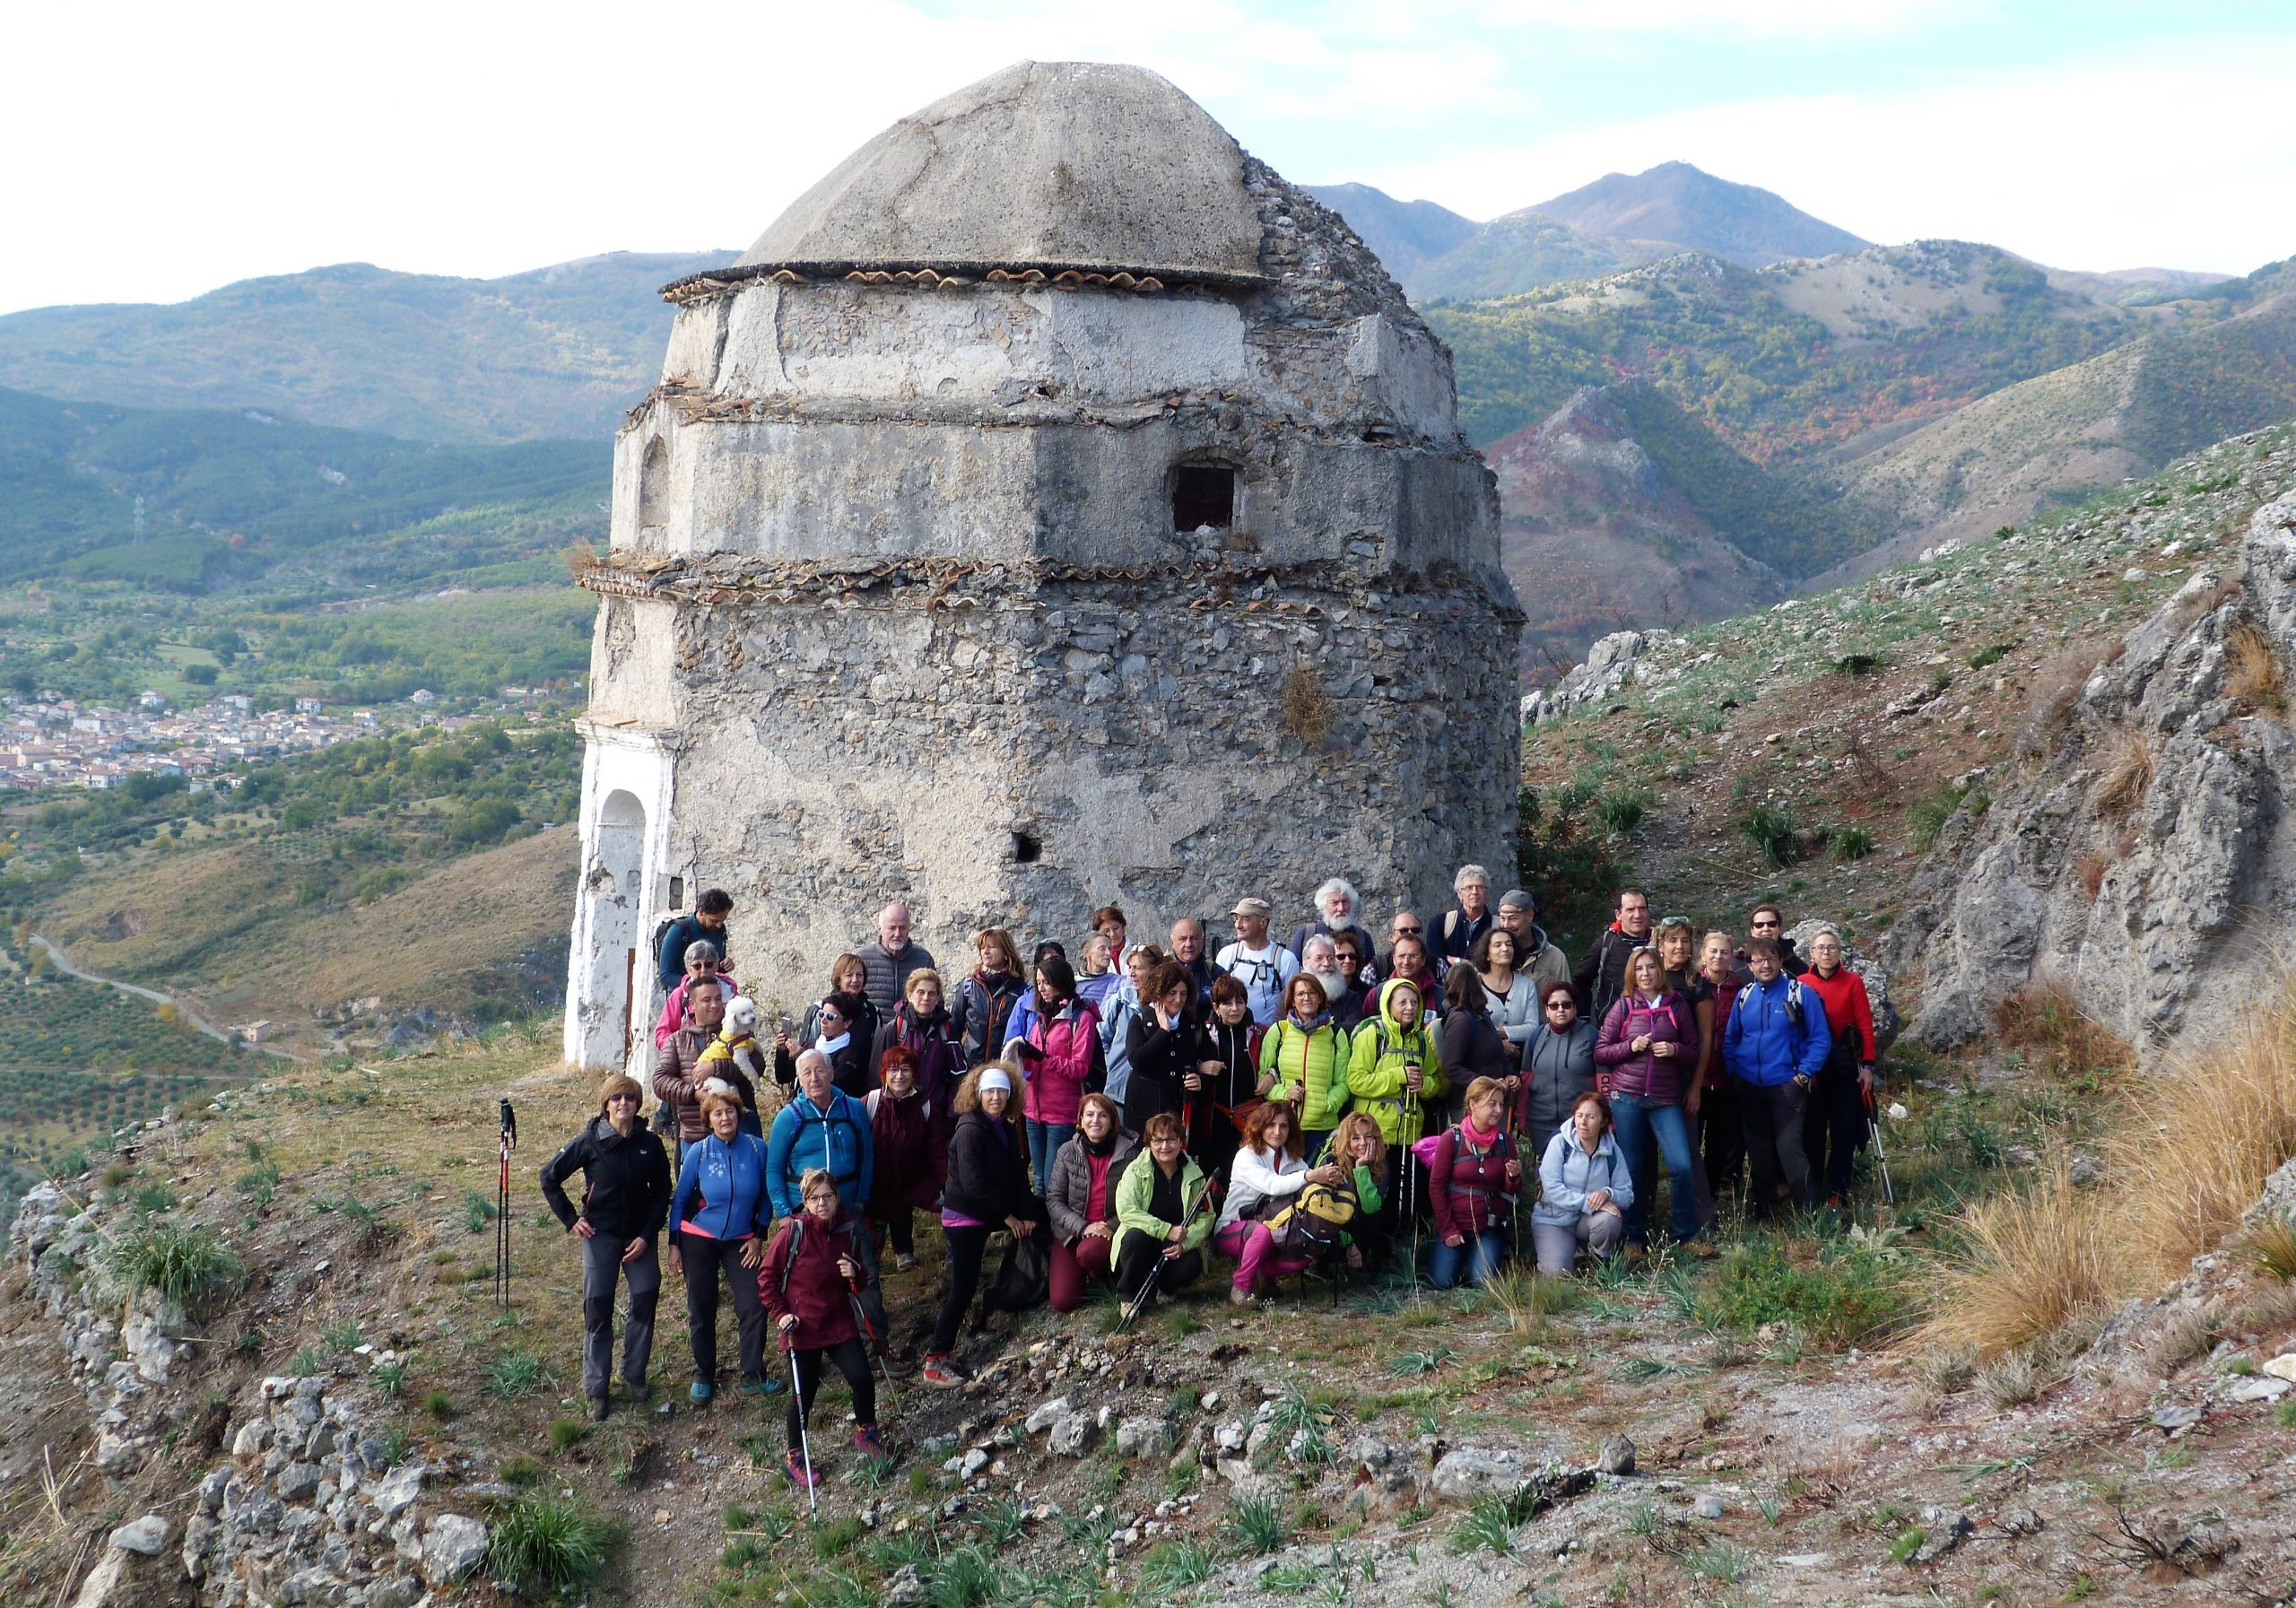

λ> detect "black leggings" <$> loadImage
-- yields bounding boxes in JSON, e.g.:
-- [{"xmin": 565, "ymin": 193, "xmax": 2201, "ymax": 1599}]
[
  {"xmin": 678, "ymin": 1230, "xmax": 765, "ymax": 1384},
  {"xmin": 787, "ymin": 1337, "xmax": 874, "ymax": 1450},
  {"xmin": 1114, "ymin": 1227, "xmax": 1203, "ymax": 1301},
  {"xmin": 929, "ymin": 1224, "xmax": 991, "ymax": 1357}
]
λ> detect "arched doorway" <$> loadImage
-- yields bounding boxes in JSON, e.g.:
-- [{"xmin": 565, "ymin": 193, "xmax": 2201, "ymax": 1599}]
[{"xmin": 574, "ymin": 789, "xmax": 648, "ymax": 1069}]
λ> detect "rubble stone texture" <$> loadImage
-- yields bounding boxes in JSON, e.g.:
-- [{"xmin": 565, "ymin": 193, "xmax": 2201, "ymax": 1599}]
[{"xmin": 563, "ymin": 60, "xmax": 1521, "ymax": 1062}]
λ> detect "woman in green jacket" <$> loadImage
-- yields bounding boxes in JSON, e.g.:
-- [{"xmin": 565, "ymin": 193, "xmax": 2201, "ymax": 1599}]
[
  {"xmin": 1112, "ymin": 1112, "xmax": 1213, "ymax": 1304},
  {"xmin": 1344, "ymin": 978, "xmax": 1447, "ymax": 1147},
  {"xmin": 1260, "ymin": 973, "xmax": 1351, "ymax": 1162}
]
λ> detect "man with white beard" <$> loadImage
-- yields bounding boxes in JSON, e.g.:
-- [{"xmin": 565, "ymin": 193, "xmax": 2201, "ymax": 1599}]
[
  {"xmin": 1300, "ymin": 934, "xmax": 1349, "ymax": 1025},
  {"xmin": 1285, "ymin": 877, "xmax": 1377, "ymax": 963}
]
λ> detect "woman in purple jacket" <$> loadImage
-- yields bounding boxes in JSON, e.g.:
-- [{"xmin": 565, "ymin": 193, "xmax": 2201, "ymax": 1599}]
[{"xmin": 1594, "ymin": 946, "xmax": 1709, "ymax": 1257}]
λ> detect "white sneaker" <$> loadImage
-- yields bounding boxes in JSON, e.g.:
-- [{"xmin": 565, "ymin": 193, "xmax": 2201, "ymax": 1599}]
[
  {"xmin": 895, "ymin": 1253, "xmax": 917, "ymax": 1272},
  {"xmin": 1228, "ymin": 1286, "xmax": 1255, "ymax": 1307}
]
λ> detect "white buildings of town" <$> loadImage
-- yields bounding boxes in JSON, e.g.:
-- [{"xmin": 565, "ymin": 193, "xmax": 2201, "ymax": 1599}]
[{"xmin": 0, "ymin": 693, "xmax": 378, "ymax": 792}]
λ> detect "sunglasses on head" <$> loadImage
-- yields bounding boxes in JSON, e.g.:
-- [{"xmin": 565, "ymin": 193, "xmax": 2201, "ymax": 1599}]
[{"xmin": 1656, "ymin": 916, "xmax": 1692, "ymax": 931}]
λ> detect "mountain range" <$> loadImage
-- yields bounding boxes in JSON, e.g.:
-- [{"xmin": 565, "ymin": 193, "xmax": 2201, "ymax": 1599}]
[{"xmin": 0, "ymin": 162, "xmax": 2289, "ymax": 676}]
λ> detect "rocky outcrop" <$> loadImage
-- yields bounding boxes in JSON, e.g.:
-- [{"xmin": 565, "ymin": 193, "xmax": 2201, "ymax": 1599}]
[
  {"xmin": 11, "ymin": 1161, "xmax": 488, "ymax": 1608},
  {"xmin": 1890, "ymin": 484, "xmax": 2296, "ymax": 1053},
  {"xmin": 1523, "ymin": 629, "xmax": 1674, "ymax": 726}
]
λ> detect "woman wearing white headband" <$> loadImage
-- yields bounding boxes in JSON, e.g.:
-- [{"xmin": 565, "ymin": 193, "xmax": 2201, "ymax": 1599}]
[{"xmin": 921, "ymin": 1063, "xmax": 1040, "ymax": 1387}]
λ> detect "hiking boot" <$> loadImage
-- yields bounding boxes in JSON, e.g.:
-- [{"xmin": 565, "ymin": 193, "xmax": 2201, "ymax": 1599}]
[
  {"xmin": 1228, "ymin": 1285, "xmax": 1255, "ymax": 1307},
  {"xmin": 587, "ymin": 1395, "xmax": 610, "ymax": 1422},
  {"xmin": 1825, "ymin": 1194, "xmax": 1847, "ymax": 1215},
  {"xmin": 879, "ymin": 1350, "xmax": 918, "ymax": 1379},
  {"xmin": 853, "ymin": 1424, "xmax": 884, "ymax": 1456},
  {"xmin": 895, "ymin": 1253, "xmax": 918, "ymax": 1272},
  {"xmin": 1690, "ymin": 1239, "xmax": 1720, "ymax": 1261},
  {"xmin": 690, "ymin": 1379, "xmax": 715, "ymax": 1404},
  {"xmin": 919, "ymin": 1355, "xmax": 966, "ymax": 1389},
  {"xmin": 737, "ymin": 1375, "xmax": 781, "ymax": 1397},
  {"xmin": 625, "ymin": 1380, "xmax": 651, "ymax": 1404},
  {"xmin": 785, "ymin": 1448, "xmax": 817, "ymax": 1489}
]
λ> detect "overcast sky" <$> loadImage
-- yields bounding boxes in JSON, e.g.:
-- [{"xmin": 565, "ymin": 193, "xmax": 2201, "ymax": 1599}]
[{"xmin": 4, "ymin": 0, "xmax": 2291, "ymax": 316}]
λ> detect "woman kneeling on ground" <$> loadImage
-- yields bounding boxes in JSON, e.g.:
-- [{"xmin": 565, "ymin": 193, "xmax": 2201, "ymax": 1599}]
[
  {"xmin": 759, "ymin": 1167, "xmax": 883, "ymax": 1488},
  {"xmin": 666, "ymin": 1084, "xmax": 774, "ymax": 1402},
  {"xmin": 1112, "ymin": 1112, "xmax": 1212, "ymax": 1306},
  {"xmin": 1427, "ymin": 1076, "xmax": 1523, "ymax": 1290},
  {"xmin": 921, "ymin": 1065, "xmax": 1039, "ymax": 1387},
  {"xmin": 1215, "ymin": 1101, "xmax": 1347, "ymax": 1306},
  {"xmin": 1318, "ymin": 1111, "xmax": 1389, "ymax": 1274},
  {"xmin": 1046, "ymin": 1093, "xmax": 1136, "ymax": 1313},
  {"xmin": 1532, "ymin": 1092, "xmax": 1632, "ymax": 1276}
]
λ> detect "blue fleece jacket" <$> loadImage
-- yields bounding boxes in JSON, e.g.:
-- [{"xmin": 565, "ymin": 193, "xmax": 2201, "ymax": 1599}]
[
  {"xmin": 668, "ymin": 1131, "xmax": 771, "ymax": 1240},
  {"xmin": 1722, "ymin": 973, "xmax": 1833, "ymax": 1089},
  {"xmin": 765, "ymin": 1089, "xmax": 874, "ymax": 1219}
]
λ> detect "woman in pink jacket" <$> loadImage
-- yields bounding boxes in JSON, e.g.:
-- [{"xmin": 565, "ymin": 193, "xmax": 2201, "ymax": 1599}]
[
  {"xmin": 1593, "ymin": 946, "xmax": 1707, "ymax": 1258},
  {"xmin": 1014, "ymin": 953, "xmax": 1101, "ymax": 1191}
]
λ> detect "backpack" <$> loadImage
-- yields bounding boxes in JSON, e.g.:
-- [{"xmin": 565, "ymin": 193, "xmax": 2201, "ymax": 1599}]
[
  {"xmin": 1265, "ymin": 1180, "xmax": 1358, "ymax": 1255},
  {"xmin": 1729, "ymin": 977, "xmax": 1806, "ymax": 1029},
  {"xmin": 984, "ymin": 1228, "xmax": 1050, "ymax": 1313},
  {"xmin": 791, "ymin": 1096, "xmax": 867, "ymax": 1187}
]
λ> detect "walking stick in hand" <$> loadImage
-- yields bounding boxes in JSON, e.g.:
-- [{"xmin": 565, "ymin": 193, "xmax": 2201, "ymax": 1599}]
[
  {"xmin": 783, "ymin": 1329, "xmax": 817, "ymax": 1519},
  {"xmin": 847, "ymin": 1276, "xmax": 897, "ymax": 1413},
  {"xmin": 1117, "ymin": 1176, "xmax": 1210, "ymax": 1334},
  {"xmin": 1863, "ymin": 1083, "xmax": 1895, "ymax": 1206}
]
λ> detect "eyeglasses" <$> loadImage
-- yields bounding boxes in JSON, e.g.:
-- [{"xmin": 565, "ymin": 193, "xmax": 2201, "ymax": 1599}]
[
  {"xmin": 1751, "ymin": 919, "xmax": 1781, "ymax": 930},
  {"xmin": 606, "ymin": 1092, "xmax": 639, "ymax": 1104}
]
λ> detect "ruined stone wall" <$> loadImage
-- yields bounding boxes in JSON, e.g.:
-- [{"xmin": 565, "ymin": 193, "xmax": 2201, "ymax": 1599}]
[{"xmin": 587, "ymin": 550, "xmax": 1518, "ymax": 1012}]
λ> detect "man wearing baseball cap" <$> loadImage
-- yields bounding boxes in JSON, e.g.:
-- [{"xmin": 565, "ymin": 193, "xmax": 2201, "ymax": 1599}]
[
  {"xmin": 1215, "ymin": 896, "xmax": 1300, "ymax": 1027},
  {"xmin": 1496, "ymin": 889, "xmax": 1571, "ymax": 994}
]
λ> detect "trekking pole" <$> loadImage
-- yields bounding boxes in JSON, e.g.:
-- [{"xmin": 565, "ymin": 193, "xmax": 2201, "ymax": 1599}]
[
  {"xmin": 848, "ymin": 1277, "xmax": 897, "ymax": 1414},
  {"xmin": 783, "ymin": 1332, "xmax": 817, "ymax": 1518},
  {"xmin": 494, "ymin": 1100, "xmax": 517, "ymax": 1308},
  {"xmin": 1403, "ymin": 1081, "xmax": 1422, "ymax": 1292},
  {"xmin": 1116, "ymin": 1177, "xmax": 1210, "ymax": 1333},
  {"xmin": 1864, "ymin": 1085, "xmax": 1895, "ymax": 1206}
]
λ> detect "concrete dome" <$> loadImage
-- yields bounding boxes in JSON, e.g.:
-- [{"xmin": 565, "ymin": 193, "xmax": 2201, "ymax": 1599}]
[{"xmin": 737, "ymin": 61, "xmax": 1266, "ymax": 281}]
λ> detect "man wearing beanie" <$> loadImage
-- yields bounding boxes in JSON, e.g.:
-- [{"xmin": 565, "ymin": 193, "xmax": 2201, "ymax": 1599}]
[{"xmin": 541, "ymin": 1074, "xmax": 672, "ymax": 1420}]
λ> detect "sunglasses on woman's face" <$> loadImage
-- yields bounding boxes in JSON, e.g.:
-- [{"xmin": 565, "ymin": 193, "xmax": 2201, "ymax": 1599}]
[{"xmin": 821, "ymin": 1008, "xmax": 842, "ymax": 1024}]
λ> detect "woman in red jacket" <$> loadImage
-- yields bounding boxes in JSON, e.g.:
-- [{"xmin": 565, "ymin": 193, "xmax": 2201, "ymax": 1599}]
[
  {"xmin": 1427, "ymin": 1076, "xmax": 1522, "ymax": 1288},
  {"xmin": 1797, "ymin": 926, "xmax": 1877, "ymax": 1213},
  {"xmin": 865, "ymin": 1047, "xmax": 946, "ymax": 1272},
  {"xmin": 759, "ymin": 1168, "xmax": 882, "ymax": 1488},
  {"xmin": 1016, "ymin": 954, "xmax": 1100, "ymax": 1192}
]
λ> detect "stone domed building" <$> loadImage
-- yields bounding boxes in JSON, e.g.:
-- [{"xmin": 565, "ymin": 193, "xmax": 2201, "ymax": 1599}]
[{"xmin": 564, "ymin": 60, "xmax": 1521, "ymax": 1069}]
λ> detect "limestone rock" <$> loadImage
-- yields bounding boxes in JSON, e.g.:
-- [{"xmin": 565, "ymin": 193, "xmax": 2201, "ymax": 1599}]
[
  {"xmin": 419, "ymin": 1513, "xmax": 490, "ymax": 1586},
  {"xmin": 68, "ymin": 1550, "xmax": 130, "ymax": 1608},
  {"xmin": 230, "ymin": 1418, "xmax": 273, "ymax": 1459},
  {"xmin": 1911, "ymin": 1510, "xmax": 1973, "ymax": 1564},
  {"xmin": 108, "ymin": 1515, "xmax": 170, "ymax": 1556},
  {"xmin": 1892, "ymin": 487, "xmax": 2296, "ymax": 1052},
  {"xmin": 1692, "ymin": 1492, "xmax": 1726, "ymax": 1520},
  {"xmin": 1596, "ymin": 1434, "xmax": 1636, "ymax": 1476},
  {"xmin": 2262, "ymin": 1353, "xmax": 2296, "ymax": 1385},
  {"xmin": 1024, "ymin": 1395, "xmax": 1072, "ymax": 1434},
  {"xmin": 1116, "ymin": 1418, "xmax": 1175, "ymax": 1460},
  {"xmin": 370, "ymin": 1462, "xmax": 425, "ymax": 1517},
  {"xmin": 1431, "ymin": 1446, "xmax": 1532, "ymax": 1500},
  {"xmin": 1048, "ymin": 1412, "xmax": 1099, "ymax": 1458}
]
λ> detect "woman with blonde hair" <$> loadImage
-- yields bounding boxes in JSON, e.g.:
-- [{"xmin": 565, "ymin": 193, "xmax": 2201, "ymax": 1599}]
[
  {"xmin": 1318, "ymin": 1110, "xmax": 1389, "ymax": 1274},
  {"xmin": 952, "ymin": 928, "xmax": 1026, "ymax": 1068}
]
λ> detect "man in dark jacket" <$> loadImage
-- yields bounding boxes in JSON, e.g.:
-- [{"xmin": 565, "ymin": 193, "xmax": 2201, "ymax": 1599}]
[
  {"xmin": 1572, "ymin": 888, "xmax": 1652, "ymax": 1024},
  {"xmin": 855, "ymin": 902, "xmax": 938, "ymax": 1027},
  {"xmin": 1497, "ymin": 889, "xmax": 1572, "ymax": 994},
  {"xmin": 1169, "ymin": 918, "xmax": 1215, "ymax": 1007},
  {"xmin": 656, "ymin": 889, "xmax": 733, "ymax": 993},
  {"xmin": 1436, "ymin": 865, "xmax": 1494, "ymax": 963},
  {"xmin": 540, "ymin": 1075, "xmax": 672, "ymax": 1419},
  {"xmin": 1731, "ymin": 904, "xmax": 1810, "ymax": 982}
]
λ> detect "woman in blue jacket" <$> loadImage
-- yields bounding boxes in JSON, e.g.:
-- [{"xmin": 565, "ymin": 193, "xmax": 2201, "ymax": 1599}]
[{"xmin": 666, "ymin": 1085, "xmax": 775, "ymax": 1401}]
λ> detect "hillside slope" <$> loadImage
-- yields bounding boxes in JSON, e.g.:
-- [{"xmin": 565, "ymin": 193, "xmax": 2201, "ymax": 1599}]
[
  {"xmin": 0, "ymin": 251, "xmax": 729, "ymax": 442},
  {"xmin": 0, "ymin": 385, "xmax": 606, "ymax": 591}
]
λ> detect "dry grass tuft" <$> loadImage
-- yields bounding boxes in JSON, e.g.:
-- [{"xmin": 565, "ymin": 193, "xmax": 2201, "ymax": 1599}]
[
  {"xmin": 2013, "ymin": 648, "xmax": 2105, "ymax": 761},
  {"xmin": 2237, "ymin": 1213, "xmax": 2296, "ymax": 1281},
  {"xmin": 2224, "ymin": 619, "xmax": 2284, "ymax": 714},
  {"xmin": 1278, "ymin": 666, "xmax": 1336, "ymax": 748},
  {"xmin": 1918, "ymin": 981, "xmax": 2296, "ymax": 1360},
  {"xmin": 1917, "ymin": 1150, "xmax": 2114, "ymax": 1359},
  {"xmin": 2074, "ymin": 853, "xmax": 2109, "ymax": 903},
  {"xmin": 1993, "ymin": 977, "xmax": 2135, "ymax": 1080},
  {"xmin": 562, "ymin": 541, "xmax": 604, "ymax": 580},
  {"xmin": 2092, "ymin": 729, "xmax": 2154, "ymax": 820}
]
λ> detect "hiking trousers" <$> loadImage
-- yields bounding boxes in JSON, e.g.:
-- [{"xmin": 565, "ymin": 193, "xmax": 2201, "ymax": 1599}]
[
  {"xmin": 676, "ymin": 1230, "xmax": 764, "ymax": 1386},
  {"xmin": 1741, "ymin": 1081, "xmax": 1814, "ymax": 1212},
  {"xmin": 580, "ymin": 1232, "xmax": 659, "ymax": 1401}
]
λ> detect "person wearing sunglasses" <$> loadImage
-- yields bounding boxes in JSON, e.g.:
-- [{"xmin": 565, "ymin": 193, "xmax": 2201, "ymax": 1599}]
[
  {"xmin": 1379, "ymin": 917, "xmax": 1443, "ymax": 1012},
  {"xmin": 775, "ymin": 989, "xmax": 873, "ymax": 1099},
  {"xmin": 1520, "ymin": 980, "xmax": 1597, "ymax": 1148},
  {"xmin": 540, "ymin": 1074, "xmax": 672, "ymax": 1421},
  {"xmin": 1732, "ymin": 904, "xmax": 1809, "ymax": 983}
]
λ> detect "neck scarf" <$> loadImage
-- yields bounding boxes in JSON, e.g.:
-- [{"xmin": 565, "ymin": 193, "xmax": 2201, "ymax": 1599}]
[
  {"xmin": 815, "ymin": 1030, "xmax": 851, "ymax": 1058},
  {"xmin": 1461, "ymin": 1116, "xmax": 1500, "ymax": 1150}
]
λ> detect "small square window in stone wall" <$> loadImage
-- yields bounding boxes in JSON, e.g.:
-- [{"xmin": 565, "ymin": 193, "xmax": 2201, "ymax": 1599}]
[{"xmin": 1171, "ymin": 465, "xmax": 1235, "ymax": 533}]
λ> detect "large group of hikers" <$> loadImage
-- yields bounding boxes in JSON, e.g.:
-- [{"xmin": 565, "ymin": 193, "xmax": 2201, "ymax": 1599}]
[{"xmin": 538, "ymin": 871, "xmax": 1880, "ymax": 1490}]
